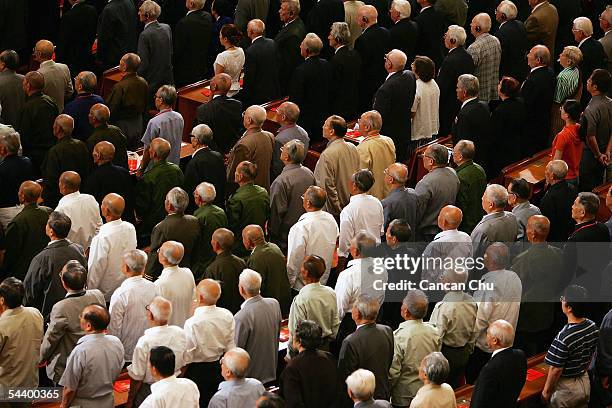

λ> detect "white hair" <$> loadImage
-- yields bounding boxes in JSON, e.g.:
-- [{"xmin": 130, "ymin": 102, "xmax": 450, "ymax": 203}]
[
  {"xmin": 497, "ymin": 0, "xmax": 517, "ymax": 20},
  {"xmin": 161, "ymin": 241, "xmax": 184, "ymax": 265},
  {"xmin": 0, "ymin": 125, "xmax": 21, "ymax": 154},
  {"xmin": 346, "ymin": 369, "xmax": 376, "ymax": 401},
  {"xmin": 196, "ymin": 182, "xmax": 216, "ymax": 203},
  {"xmin": 391, "ymin": 0, "xmax": 411, "ymax": 18},
  {"xmin": 166, "ymin": 187, "xmax": 189, "ymax": 213},
  {"xmin": 446, "ymin": 25, "xmax": 467, "ymax": 46},
  {"xmin": 485, "ymin": 184, "xmax": 509, "ymax": 209},
  {"xmin": 239, "ymin": 269, "xmax": 262, "ymax": 296},
  {"xmin": 140, "ymin": 0, "xmax": 162, "ymax": 19},
  {"xmin": 223, "ymin": 348, "xmax": 251, "ymax": 378},
  {"xmin": 488, "ymin": 319, "xmax": 515, "ymax": 347},
  {"xmin": 573, "ymin": 16, "xmax": 593, "ymax": 36},
  {"xmin": 123, "ymin": 249, "xmax": 147, "ymax": 272},
  {"xmin": 149, "ymin": 296, "xmax": 172, "ymax": 322}
]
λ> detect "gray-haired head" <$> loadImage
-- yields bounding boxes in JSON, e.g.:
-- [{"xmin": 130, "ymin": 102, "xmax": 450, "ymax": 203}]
[
  {"xmin": 547, "ymin": 159, "xmax": 568, "ymax": 180},
  {"xmin": 54, "ymin": 114, "xmax": 75, "ymax": 137},
  {"xmin": 191, "ymin": 124, "xmax": 214, "ymax": 146},
  {"xmin": 458, "ymin": 74, "xmax": 479, "ymax": 97},
  {"xmin": 497, "ymin": 0, "xmax": 517, "ymax": 20},
  {"xmin": 446, "ymin": 25, "xmax": 467, "ymax": 46},
  {"xmin": 473, "ymin": 13, "xmax": 492, "ymax": 33},
  {"xmin": 402, "ymin": 289, "xmax": 428, "ymax": 319},
  {"xmin": 149, "ymin": 296, "xmax": 173, "ymax": 322},
  {"xmin": 166, "ymin": 187, "xmax": 189, "ymax": 213},
  {"xmin": 360, "ymin": 110, "xmax": 383, "ymax": 132},
  {"xmin": 330, "ymin": 22, "xmax": 351, "ymax": 46},
  {"xmin": 283, "ymin": 139, "xmax": 306, "ymax": 164},
  {"xmin": 346, "ymin": 369, "xmax": 376, "ymax": 401},
  {"xmin": 0, "ymin": 125, "xmax": 21, "ymax": 156},
  {"xmin": 484, "ymin": 184, "xmax": 509, "ymax": 209},
  {"xmin": 122, "ymin": 53, "xmax": 141, "ymax": 72},
  {"xmin": 573, "ymin": 16, "xmax": 593, "ymax": 36},
  {"xmin": 484, "ymin": 242, "xmax": 510, "ymax": 270},
  {"xmin": 421, "ymin": 352, "xmax": 450, "ymax": 385},
  {"xmin": 353, "ymin": 294, "xmax": 380, "ymax": 321},
  {"xmin": 223, "ymin": 347, "xmax": 251, "ymax": 378},
  {"xmin": 302, "ymin": 32, "xmax": 323, "ymax": 55},
  {"xmin": 156, "ymin": 85, "xmax": 177, "ymax": 106},
  {"xmin": 387, "ymin": 49, "xmax": 408, "ymax": 71},
  {"xmin": 426, "ymin": 143, "xmax": 450, "ymax": 166},
  {"xmin": 196, "ymin": 182, "xmax": 216, "ymax": 204},
  {"xmin": 350, "ymin": 230, "xmax": 377, "ymax": 257},
  {"xmin": 441, "ymin": 267, "xmax": 468, "ymax": 285},
  {"xmin": 245, "ymin": 105, "xmax": 267, "ymax": 127},
  {"xmin": 454, "ymin": 139, "xmax": 475, "ymax": 160},
  {"xmin": 140, "ymin": 0, "xmax": 162, "ymax": 19},
  {"xmin": 391, "ymin": 0, "xmax": 412, "ymax": 18},
  {"xmin": 239, "ymin": 269, "xmax": 262, "ymax": 296},
  {"xmin": 77, "ymin": 71, "xmax": 97, "ymax": 93},
  {"xmin": 189, "ymin": 0, "xmax": 205, "ymax": 9},
  {"xmin": 277, "ymin": 101, "xmax": 300, "ymax": 123},
  {"xmin": 160, "ymin": 240, "xmax": 185, "ymax": 265},
  {"xmin": 196, "ymin": 279, "xmax": 222, "ymax": 305},
  {"xmin": 123, "ymin": 249, "xmax": 147, "ymax": 274},
  {"xmin": 90, "ymin": 103, "xmax": 111, "ymax": 124},
  {"xmin": 247, "ymin": 19, "xmax": 265, "ymax": 36},
  {"xmin": 386, "ymin": 162, "xmax": 408, "ymax": 185},
  {"xmin": 487, "ymin": 319, "xmax": 515, "ymax": 347},
  {"xmin": 577, "ymin": 192, "xmax": 600, "ymax": 217}
]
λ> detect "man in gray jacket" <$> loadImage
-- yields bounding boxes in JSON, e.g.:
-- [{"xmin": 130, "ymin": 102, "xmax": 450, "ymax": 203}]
[{"xmin": 40, "ymin": 261, "xmax": 105, "ymax": 384}]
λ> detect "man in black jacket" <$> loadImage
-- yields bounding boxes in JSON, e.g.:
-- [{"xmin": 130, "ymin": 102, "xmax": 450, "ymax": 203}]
[
  {"xmin": 390, "ymin": 0, "xmax": 418, "ymax": 63},
  {"xmin": 241, "ymin": 19, "xmax": 282, "ymax": 106},
  {"xmin": 307, "ymin": 0, "xmax": 344, "ymax": 59},
  {"xmin": 452, "ymin": 74, "xmax": 490, "ymax": 165},
  {"xmin": 96, "ymin": 0, "xmax": 138, "ymax": 70},
  {"xmin": 470, "ymin": 320, "xmax": 527, "ymax": 408},
  {"xmin": 373, "ymin": 49, "xmax": 416, "ymax": 163},
  {"xmin": 337, "ymin": 295, "xmax": 394, "ymax": 408},
  {"xmin": 184, "ymin": 124, "xmax": 226, "ymax": 211},
  {"xmin": 437, "ymin": 25, "xmax": 474, "ymax": 137},
  {"xmin": 329, "ymin": 22, "xmax": 362, "ymax": 121},
  {"xmin": 289, "ymin": 33, "xmax": 331, "ymax": 143},
  {"xmin": 173, "ymin": 0, "xmax": 213, "ymax": 88},
  {"xmin": 355, "ymin": 5, "xmax": 392, "ymax": 112},
  {"xmin": 194, "ymin": 73, "xmax": 243, "ymax": 153},
  {"xmin": 540, "ymin": 160, "xmax": 577, "ymax": 243},
  {"xmin": 494, "ymin": 0, "xmax": 529, "ymax": 82},
  {"xmin": 521, "ymin": 45, "xmax": 555, "ymax": 155},
  {"xmin": 414, "ymin": 0, "xmax": 445, "ymax": 68},
  {"xmin": 573, "ymin": 17, "xmax": 606, "ymax": 106},
  {"xmin": 56, "ymin": 0, "xmax": 97, "ymax": 75},
  {"xmin": 275, "ymin": 0, "xmax": 307, "ymax": 93}
]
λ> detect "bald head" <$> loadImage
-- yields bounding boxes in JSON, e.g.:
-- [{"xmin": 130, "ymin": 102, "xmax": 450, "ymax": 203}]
[
  {"xmin": 529, "ymin": 45, "xmax": 550, "ymax": 67},
  {"xmin": 212, "ymin": 73, "xmax": 232, "ymax": 94},
  {"xmin": 277, "ymin": 101, "xmax": 300, "ymax": 124},
  {"xmin": 472, "ymin": 13, "xmax": 492, "ymax": 33},
  {"xmin": 526, "ymin": 215, "xmax": 550, "ymax": 242},
  {"xmin": 386, "ymin": 49, "xmax": 407, "ymax": 72},
  {"xmin": 488, "ymin": 319, "xmax": 515, "ymax": 348},
  {"xmin": 35, "ymin": 40, "xmax": 54, "ymax": 60},
  {"xmin": 90, "ymin": 103, "xmax": 110, "ymax": 125},
  {"xmin": 242, "ymin": 224, "xmax": 265, "ymax": 249},
  {"xmin": 93, "ymin": 141, "xmax": 115, "ymax": 164},
  {"xmin": 438, "ymin": 205, "xmax": 463, "ymax": 230},
  {"xmin": 149, "ymin": 296, "xmax": 173, "ymax": 323},
  {"xmin": 212, "ymin": 228, "xmax": 235, "ymax": 252},
  {"xmin": 81, "ymin": 304, "xmax": 111, "ymax": 331},
  {"xmin": 19, "ymin": 180, "xmax": 42, "ymax": 204},
  {"xmin": 159, "ymin": 241, "xmax": 185, "ymax": 266},
  {"xmin": 150, "ymin": 138, "xmax": 171, "ymax": 161},
  {"xmin": 358, "ymin": 5, "xmax": 378, "ymax": 27},
  {"xmin": 54, "ymin": 114, "xmax": 74, "ymax": 139},
  {"xmin": 244, "ymin": 105, "xmax": 267, "ymax": 127},
  {"xmin": 304, "ymin": 185, "xmax": 327, "ymax": 210},
  {"xmin": 59, "ymin": 171, "xmax": 81, "ymax": 194},
  {"xmin": 222, "ymin": 348, "xmax": 251, "ymax": 379},
  {"xmin": 197, "ymin": 279, "xmax": 222, "ymax": 306},
  {"xmin": 385, "ymin": 163, "xmax": 408, "ymax": 186},
  {"xmin": 102, "ymin": 193, "xmax": 125, "ymax": 219}
]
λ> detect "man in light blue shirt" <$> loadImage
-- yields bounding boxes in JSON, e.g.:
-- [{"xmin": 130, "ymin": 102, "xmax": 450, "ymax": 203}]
[{"xmin": 209, "ymin": 348, "xmax": 265, "ymax": 408}]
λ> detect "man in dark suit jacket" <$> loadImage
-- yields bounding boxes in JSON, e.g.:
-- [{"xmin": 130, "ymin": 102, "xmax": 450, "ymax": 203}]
[
  {"xmin": 241, "ymin": 19, "xmax": 282, "ymax": 106},
  {"xmin": 521, "ymin": 45, "xmax": 555, "ymax": 155},
  {"xmin": 307, "ymin": 0, "xmax": 344, "ymax": 59},
  {"xmin": 184, "ymin": 124, "xmax": 226, "ymax": 211},
  {"xmin": 0, "ymin": 182, "xmax": 51, "ymax": 281},
  {"xmin": 42, "ymin": 115, "xmax": 91, "ymax": 208},
  {"xmin": 365, "ymin": 0, "xmax": 393, "ymax": 28},
  {"xmin": 96, "ymin": 0, "xmax": 138, "ymax": 70},
  {"xmin": 86, "ymin": 103, "xmax": 129, "ymax": 169},
  {"xmin": 438, "ymin": 26, "xmax": 474, "ymax": 137},
  {"xmin": 329, "ymin": 22, "xmax": 362, "ymax": 121},
  {"xmin": 0, "ymin": 128, "xmax": 35, "ymax": 214},
  {"xmin": 390, "ymin": 2, "xmax": 418, "ymax": 63},
  {"xmin": 137, "ymin": 1, "xmax": 174, "ymax": 105},
  {"xmin": 373, "ymin": 49, "xmax": 416, "ymax": 163},
  {"xmin": 470, "ymin": 320, "xmax": 527, "ymax": 408},
  {"xmin": 173, "ymin": 0, "xmax": 213, "ymax": 88},
  {"xmin": 573, "ymin": 18, "xmax": 606, "ymax": 106},
  {"xmin": 0, "ymin": 51, "xmax": 25, "ymax": 129},
  {"xmin": 289, "ymin": 34, "xmax": 332, "ymax": 143},
  {"xmin": 194, "ymin": 73, "xmax": 243, "ymax": 153},
  {"xmin": 56, "ymin": 0, "xmax": 97, "ymax": 75},
  {"xmin": 494, "ymin": 2, "xmax": 529, "ymax": 82},
  {"xmin": 275, "ymin": 1, "xmax": 307, "ymax": 93},
  {"xmin": 414, "ymin": 0, "xmax": 445, "ymax": 69},
  {"xmin": 355, "ymin": 5, "xmax": 392, "ymax": 112},
  {"xmin": 540, "ymin": 160, "xmax": 577, "ymax": 242},
  {"xmin": 82, "ymin": 141, "xmax": 135, "ymax": 223},
  {"xmin": 452, "ymin": 74, "xmax": 490, "ymax": 164},
  {"xmin": 337, "ymin": 295, "xmax": 394, "ymax": 408}
]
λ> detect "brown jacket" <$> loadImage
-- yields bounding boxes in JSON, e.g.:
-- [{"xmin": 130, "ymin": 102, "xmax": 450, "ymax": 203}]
[
  {"xmin": 226, "ymin": 129, "xmax": 275, "ymax": 191},
  {"xmin": 525, "ymin": 1, "xmax": 559, "ymax": 57}
]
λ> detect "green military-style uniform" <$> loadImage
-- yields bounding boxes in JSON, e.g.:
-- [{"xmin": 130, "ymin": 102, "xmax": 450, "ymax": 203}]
[
  {"xmin": 226, "ymin": 183, "xmax": 270, "ymax": 257},
  {"xmin": 17, "ymin": 92, "xmax": 59, "ymax": 173},
  {"xmin": 204, "ymin": 251, "xmax": 246, "ymax": 314},
  {"xmin": 1, "ymin": 203, "xmax": 52, "ymax": 280},
  {"xmin": 135, "ymin": 159, "xmax": 184, "ymax": 245},
  {"xmin": 86, "ymin": 124, "xmax": 129, "ymax": 169},
  {"xmin": 247, "ymin": 242, "xmax": 291, "ymax": 314},
  {"xmin": 455, "ymin": 160, "xmax": 487, "ymax": 234},
  {"xmin": 193, "ymin": 204, "xmax": 228, "ymax": 275}
]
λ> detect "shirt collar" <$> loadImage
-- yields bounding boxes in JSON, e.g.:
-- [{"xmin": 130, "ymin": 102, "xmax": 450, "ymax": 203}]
[
  {"xmin": 420, "ymin": 5, "xmax": 431, "ymax": 11},
  {"xmin": 531, "ymin": 1, "xmax": 545, "ymax": 12},
  {"xmin": 40, "ymin": 60, "xmax": 54, "ymax": 67},
  {"xmin": 192, "ymin": 146, "xmax": 209, "ymax": 157},
  {"xmin": 240, "ymin": 295, "xmax": 261, "ymax": 309},
  {"xmin": 145, "ymin": 21, "xmax": 156, "ymax": 29},
  {"xmin": 461, "ymin": 97, "xmax": 477, "ymax": 109},
  {"xmin": 0, "ymin": 306, "xmax": 24, "ymax": 317},
  {"xmin": 578, "ymin": 36, "xmax": 591, "ymax": 47},
  {"xmin": 251, "ymin": 35, "xmax": 263, "ymax": 43},
  {"xmin": 47, "ymin": 238, "xmax": 67, "ymax": 247},
  {"xmin": 530, "ymin": 65, "xmax": 545, "ymax": 73},
  {"xmin": 492, "ymin": 346, "xmax": 510, "ymax": 358},
  {"xmin": 186, "ymin": 9, "xmax": 196, "ymax": 15},
  {"xmin": 433, "ymin": 229, "xmax": 460, "ymax": 240},
  {"xmin": 335, "ymin": 45, "xmax": 346, "ymax": 54}
]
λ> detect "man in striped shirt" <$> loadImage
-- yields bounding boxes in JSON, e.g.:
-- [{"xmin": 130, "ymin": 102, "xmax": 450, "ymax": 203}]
[{"xmin": 542, "ymin": 285, "xmax": 599, "ymax": 407}]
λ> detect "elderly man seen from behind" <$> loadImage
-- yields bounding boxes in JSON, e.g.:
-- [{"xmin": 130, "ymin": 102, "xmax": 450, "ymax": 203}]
[
  {"xmin": 183, "ymin": 279, "xmax": 235, "ymax": 406},
  {"xmin": 410, "ymin": 352, "xmax": 456, "ymax": 408},
  {"xmin": 467, "ymin": 13, "xmax": 501, "ymax": 103},
  {"xmin": 192, "ymin": 182, "xmax": 228, "ymax": 272},
  {"xmin": 345, "ymin": 369, "xmax": 392, "ymax": 408},
  {"xmin": 153, "ymin": 241, "xmax": 197, "ymax": 327},
  {"xmin": 86, "ymin": 103, "xmax": 129, "ymax": 169},
  {"xmin": 108, "ymin": 249, "xmax": 156, "ymax": 364},
  {"xmin": 272, "ymin": 101, "xmax": 310, "ymax": 178},
  {"xmin": 63, "ymin": 71, "xmax": 104, "ymax": 141},
  {"xmin": 208, "ymin": 348, "xmax": 266, "ymax": 408},
  {"xmin": 382, "ymin": 162, "xmax": 419, "ymax": 235},
  {"xmin": 269, "ymin": 139, "xmax": 315, "ymax": 252}
]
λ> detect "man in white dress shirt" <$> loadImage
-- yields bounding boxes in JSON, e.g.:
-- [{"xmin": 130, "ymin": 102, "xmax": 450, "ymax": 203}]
[
  {"xmin": 35, "ymin": 39, "xmax": 73, "ymax": 112},
  {"xmin": 286, "ymin": 186, "xmax": 339, "ymax": 290},
  {"xmin": 140, "ymin": 346, "xmax": 200, "ymax": 408},
  {"xmin": 88, "ymin": 193, "xmax": 137, "ymax": 301},
  {"xmin": 421, "ymin": 205, "xmax": 473, "ymax": 284},
  {"xmin": 466, "ymin": 243, "xmax": 522, "ymax": 384},
  {"xmin": 338, "ymin": 169, "xmax": 384, "ymax": 270},
  {"xmin": 183, "ymin": 279, "xmax": 235, "ymax": 406},
  {"xmin": 153, "ymin": 240, "xmax": 197, "ymax": 327},
  {"xmin": 55, "ymin": 171, "xmax": 102, "ymax": 250},
  {"xmin": 127, "ymin": 296, "xmax": 189, "ymax": 407},
  {"xmin": 108, "ymin": 249, "xmax": 156, "ymax": 363}
]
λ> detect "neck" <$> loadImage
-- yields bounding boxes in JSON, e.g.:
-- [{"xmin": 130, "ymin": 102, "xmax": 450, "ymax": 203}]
[
  {"xmin": 356, "ymin": 319, "xmax": 374, "ymax": 326},
  {"xmin": 238, "ymin": 181, "xmax": 253, "ymax": 187},
  {"xmin": 568, "ymin": 314, "xmax": 584, "ymax": 324},
  {"xmin": 530, "ymin": 237, "xmax": 546, "ymax": 243},
  {"xmin": 162, "ymin": 263, "xmax": 176, "ymax": 269},
  {"xmin": 22, "ymin": 200, "xmax": 36, "ymax": 206},
  {"xmin": 488, "ymin": 207, "xmax": 504, "ymax": 214},
  {"xmin": 152, "ymin": 321, "xmax": 167, "ymax": 327},
  {"xmin": 105, "ymin": 215, "xmax": 120, "ymax": 222},
  {"xmin": 577, "ymin": 216, "xmax": 595, "ymax": 224}
]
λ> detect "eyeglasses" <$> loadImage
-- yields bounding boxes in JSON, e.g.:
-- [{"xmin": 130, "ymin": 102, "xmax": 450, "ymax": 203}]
[
  {"xmin": 145, "ymin": 304, "xmax": 151, "ymax": 311},
  {"xmin": 559, "ymin": 296, "xmax": 566, "ymax": 302}
]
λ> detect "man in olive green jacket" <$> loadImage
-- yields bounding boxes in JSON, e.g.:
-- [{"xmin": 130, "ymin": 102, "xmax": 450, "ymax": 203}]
[
  {"xmin": 453, "ymin": 140, "xmax": 486, "ymax": 234},
  {"xmin": 192, "ymin": 182, "xmax": 228, "ymax": 276}
]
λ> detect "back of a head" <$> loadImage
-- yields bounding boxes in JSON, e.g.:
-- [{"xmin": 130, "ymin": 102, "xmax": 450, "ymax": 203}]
[
  {"xmin": 151, "ymin": 138, "xmax": 171, "ymax": 160},
  {"xmin": 123, "ymin": 249, "xmax": 148, "ymax": 274},
  {"xmin": 283, "ymin": 139, "xmax": 306, "ymax": 164},
  {"xmin": 421, "ymin": 352, "xmax": 450, "ymax": 385},
  {"xmin": 157, "ymin": 85, "xmax": 178, "ymax": 107},
  {"xmin": 577, "ymin": 192, "xmax": 600, "ymax": 217},
  {"xmin": 0, "ymin": 277, "xmax": 25, "ymax": 308},
  {"xmin": 25, "ymin": 71, "xmax": 45, "ymax": 92},
  {"xmin": 0, "ymin": 125, "xmax": 21, "ymax": 156},
  {"xmin": 352, "ymin": 230, "xmax": 377, "ymax": 256},
  {"xmin": 305, "ymin": 186, "xmax": 327, "ymax": 209},
  {"xmin": 295, "ymin": 320, "xmax": 323, "ymax": 350},
  {"xmin": 149, "ymin": 346, "xmax": 176, "ymax": 377},
  {"xmin": 302, "ymin": 255, "xmax": 326, "ymax": 281},
  {"xmin": 48, "ymin": 211, "xmax": 72, "ymax": 239},
  {"xmin": 458, "ymin": 74, "xmax": 479, "ymax": 97},
  {"xmin": 509, "ymin": 178, "xmax": 531, "ymax": 200},
  {"xmin": 237, "ymin": 160, "xmax": 258, "ymax": 182},
  {"xmin": 547, "ymin": 159, "xmax": 568, "ymax": 180},
  {"xmin": 61, "ymin": 260, "xmax": 87, "ymax": 291},
  {"xmin": 161, "ymin": 241, "xmax": 185, "ymax": 265},
  {"xmin": 213, "ymin": 228, "xmax": 235, "ymax": 251},
  {"xmin": 224, "ymin": 347, "xmax": 251, "ymax": 378},
  {"xmin": 302, "ymin": 33, "xmax": 323, "ymax": 56},
  {"xmin": 563, "ymin": 285, "xmax": 589, "ymax": 318},
  {"xmin": 591, "ymin": 69, "xmax": 612, "ymax": 94},
  {"xmin": 256, "ymin": 391, "xmax": 286, "ymax": 408},
  {"xmin": 346, "ymin": 369, "xmax": 376, "ymax": 401},
  {"xmin": 427, "ymin": 143, "xmax": 450, "ymax": 166},
  {"xmin": 402, "ymin": 289, "xmax": 428, "ymax": 319},
  {"xmin": 81, "ymin": 304, "xmax": 111, "ymax": 331},
  {"xmin": 166, "ymin": 187, "xmax": 189, "ymax": 213},
  {"xmin": 352, "ymin": 169, "xmax": 375, "ymax": 193},
  {"xmin": 388, "ymin": 219, "xmax": 412, "ymax": 242},
  {"xmin": 485, "ymin": 184, "xmax": 509, "ymax": 209},
  {"xmin": 60, "ymin": 171, "xmax": 81, "ymax": 194},
  {"xmin": 353, "ymin": 294, "xmax": 380, "ymax": 321},
  {"xmin": 149, "ymin": 296, "xmax": 173, "ymax": 322},
  {"xmin": 0, "ymin": 50, "xmax": 20, "ymax": 71},
  {"xmin": 488, "ymin": 319, "xmax": 515, "ymax": 347},
  {"xmin": 239, "ymin": 269, "xmax": 262, "ymax": 296}
]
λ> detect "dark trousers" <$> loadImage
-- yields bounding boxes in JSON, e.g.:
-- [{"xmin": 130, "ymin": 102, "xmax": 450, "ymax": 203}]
[
  {"xmin": 185, "ymin": 360, "xmax": 224, "ymax": 407},
  {"xmin": 331, "ymin": 313, "xmax": 357, "ymax": 358},
  {"xmin": 589, "ymin": 372, "xmax": 612, "ymax": 408},
  {"xmin": 465, "ymin": 347, "xmax": 492, "ymax": 384},
  {"xmin": 441, "ymin": 343, "xmax": 472, "ymax": 388},
  {"xmin": 579, "ymin": 149, "xmax": 605, "ymax": 193}
]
